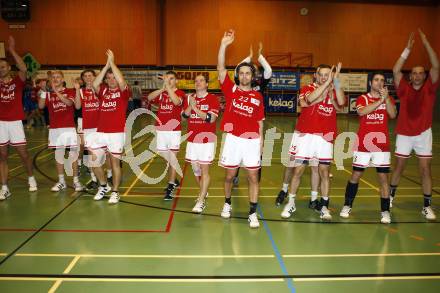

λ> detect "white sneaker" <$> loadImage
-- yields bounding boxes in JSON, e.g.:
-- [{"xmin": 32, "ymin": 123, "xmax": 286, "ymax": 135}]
[
  {"xmin": 28, "ymin": 178, "xmax": 38, "ymax": 192},
  {"xmin": 192, "ymin": 200, "xmax": 206, "ymax": 213},
  {"xmin": 74, "ymin": 181, "xmax": 84, "ymax": 192},
  {"xmin": 339, "ymin": 205, "xmax": 351, "ymax": 218},
  {"xmin": 94, "ymin": 185, "xmax": 111, "ymax": 201},
  {"xmin": 381, "ymin": 211, "xmax": 391, "ymax": 224},
  {"xmin": 108, "ymin": 191, "xmax": 120, "ymax": 204},
  {"xmin": 0, "ymin": 189, "xmax": 11, "ymax": 200},
  {"xmin": 51, "ymin": 182, "xmax": 66, "ymax": 192},
  {"xmin": 281, "ymin": 198, "xmax": 296, "ymax": 219},
  {"xmin": 390, "ymin": 196, "xmax": 394, "ymax": 208},
  {"xmin": 221, "ymin": 203, "xmax": 232, "ymax": 218},
  {"xmin": 248, "ymin": 212, "xmax": 260, "ymax": 228},
  {"xmin": 422, "ymin": 206, "xmax": 437, "ymax": 220},
  {"xmin": 320, "ymin": 206, "xmax": 332, "ymax": 220}
]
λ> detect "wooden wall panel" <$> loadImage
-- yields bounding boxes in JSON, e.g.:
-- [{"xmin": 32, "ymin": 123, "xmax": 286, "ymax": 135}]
[
  {"xmin": 165, "ymin": 0, "xmax": 438, "ymax": 69},
  {"xmin": 0, "ymin": 0, "xmax": 438, "ymax": 69},
  {"xmin": 0, "ymin": 0, "xmax": 157, "ymax": 65}
]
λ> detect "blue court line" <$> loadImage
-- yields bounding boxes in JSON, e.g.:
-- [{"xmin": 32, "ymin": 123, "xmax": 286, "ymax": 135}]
[{"xmin": 257, "ymin": 206, "xmax": 295, "ymax": 293}]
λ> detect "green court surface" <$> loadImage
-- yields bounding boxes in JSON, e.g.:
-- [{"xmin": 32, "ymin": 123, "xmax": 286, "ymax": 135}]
[{"xmin": 0, "ymin": 115, "xmax": 439, "ymax": 293}]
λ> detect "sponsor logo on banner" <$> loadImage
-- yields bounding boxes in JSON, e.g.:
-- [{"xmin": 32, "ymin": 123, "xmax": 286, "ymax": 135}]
[
  {"xmin": 175, "ymin": 70, "xmax": 235, "ymax": 90},
  {"xmin": 339, "ymin": 73, "xmax": 368, "ymax": 92},
  {"xmin": 268, "ymin": 72, "xmax": 300, "ymax": 90},
  {"xmin": 265, "ymin": 94, "xmax": 297, "ymax": 113}
]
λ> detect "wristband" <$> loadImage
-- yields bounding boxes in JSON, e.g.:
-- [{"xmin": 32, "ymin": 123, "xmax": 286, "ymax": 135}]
[
  {"xmin": 333, "ymin": 78, "xmax": 340, "ymax": 89},
  {"xmin": 401, "ymin": 48, "xmax": 411, "ymax": 60},
  {"xmin": 205, "ymin": 112, "xmax": 212, "ymax": 123}
]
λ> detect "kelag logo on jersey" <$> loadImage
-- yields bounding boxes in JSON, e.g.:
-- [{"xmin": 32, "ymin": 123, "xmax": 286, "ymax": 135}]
[{"xmin": 268, "ymin": 72, "xmax": 300, "ymax": 90}]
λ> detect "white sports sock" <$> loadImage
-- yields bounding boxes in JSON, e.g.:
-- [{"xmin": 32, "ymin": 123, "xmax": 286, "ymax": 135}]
[
  {"xmin": 311, "ymin": 191, "xmax": 318, "ymax": 201},
  {"xmin": 282, "ymin": 183, "xmax": 289, "ymax": 193},
  {"xmin": 322, "ymin": 196, "xmax": 329, "ymax": 201},
  {"xmin": 78, "ymin": 159, "xmax": 82, "ymax": 166},
  {"xmin": 90, "ymin": 171, "xmax": 97, "ymax": 182},
  {"xmin": 1, "ymin": 185, "xmax": 8, "ymax": 191},
  {"xmin": 73, "ymin": 176, "xmax": 80, "ymax": 184},
  {"xmin": 288, "ymin": 193, "xmax": 296, "ymax": 200},
  {"xmin": 58, "ymin": 175, "xmax": 65, "ymax": 183},
  {"xmin": 107, "ymin": 169, "xmax": 112, "ymax": 178}
]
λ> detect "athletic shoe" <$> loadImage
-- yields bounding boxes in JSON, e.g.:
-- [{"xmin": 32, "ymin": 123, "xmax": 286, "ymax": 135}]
[
  {"xmin": 390, "ymin": 196, "xmax": 394, "ymax": 208},
  {"xmin": 422, "ymin": 206, "xmax": 437, "ymax": 220},
  {"xmin": 308, "ymin": 199, "xmax": 321, "ymax": 212},
  {"xmin": 192, "ymin": 200, "xmax": 206, "ymax": 213},
  {"xmin": 28, "ymin": 177, "xmax": 38, "ymax": 192},
  {"xmin": 94, "ymin": 185, "xmax": 111, "ymax": 201},
  {"xmin": 74, "ymin": 182, "xmax": 84, "ymax": 192},
  {"xmin": 108, "ymin": 191, "xmax": 120, "ymax": 204},
  {"xmin": 163, "ymin": 179, "xmax": 180, "ymax": 191},
  {"xmin": 281, "ymin": 198, "xmax": 296, "ymax": 218},
  {"xmin": 248, "ymin": 212, "xmax": 260, "ymax": 228},
  {"xmin": 339, "ymin": 205, "xmax": 352, "ymax": 218},
  {"xmin": 380, "ymin": 211, "xmax": 391, "ymax": 224},
  {"xmin": 163, "ymin": 183, "xmax": 177, "ymax": 201},
  {"xmin": 232, "ymin": 176, "xmax": 239, "ymax": 187},
  {"xmin": 221, "ymin": 203, "xmax": 232, "ymax": 218},
  {"xmin": 320, "ymin": 206, "xmax": 332, "ymax": 220},
  {"xmin": 275, "ymin": 190, "xmax": 287, "ymax": 206},
  {"xmin": 107, "ymin": 176, "xmax": 113, "ymax": 185},
  {"xmin": 86, "ymin": 180, "xmax": 99, "ymax": 190},
  {"xmin": 51, "ymin": 182, "xmax": 66, "ymax": 192},
  {"xmin": 0, "ymin": 189, "xmax": 11, "ymax": 200}
]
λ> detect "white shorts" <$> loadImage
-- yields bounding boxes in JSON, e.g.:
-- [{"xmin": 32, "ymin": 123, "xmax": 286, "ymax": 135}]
[
  {"xmin": 289, "ymin": 132, "xmax": 333, "ymax": 166},
  {"xmin": 219, "ymin": 133, "xmax": 261, "ymax": 170},
  {"xmin": 89, "ymin": 132, "xmax": 125, "ymax": 156},
  {"xmin": 0, "ymin": 120, "xmax": 26, "ymax": 146},
  {"xmin": 395, "ymin": 128, "xmax": 432, "ymax": 158},
  {"xmin": 156, "ymin": 130, "xmax": 181, "ymax": 152},
  {"xmin": 353, "ymin": 151, "xmax": 390, "ymax": 168},
  {"xmin": 77, "ymin": 117, "xmax": 83, "ymax": 134},
  {"xmin": 185, "ymin": 142, "xmax": 216, "ymax": 164},
  {"xmin": 83, "ymin": 128, "xmax": 98, "ymax": 149},
  {"xmin": 48, "ymin": 128, "xmax": 78, "ymax": 149}
]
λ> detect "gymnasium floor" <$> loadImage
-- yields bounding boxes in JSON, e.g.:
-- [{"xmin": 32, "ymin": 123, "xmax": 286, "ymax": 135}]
[{"xmin": 0, "ymin": 115, "xmax": 439, "ymax": 293}]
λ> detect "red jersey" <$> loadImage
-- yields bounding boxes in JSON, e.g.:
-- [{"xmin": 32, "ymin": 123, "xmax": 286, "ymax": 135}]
[
  {"xmin": 295, "ymin": 83, "xmax": 338, "ymax": 142},
  {"xmin": 97, "ymin": 85, "xmax": 130, "ymax": 133},
  {"xmin": 356, "ymin": 93, "xmax": 395, "ymax": 152},
  {"xmin": 183, "ymin": 93, "xmax": 220, "ymax": 143},
  {"xmin": 154, "ymin": 89, "xmax": 185, "ymax": 131},
  {"xmin": 396, "ymin": 77, "xmax": 439, "ymax": 136},
  {"xmin": 80, "ymin": 88, "xmax": 100, "ymax": 129},
  {"xmin": 220, "ymin": 74, "xmax": 265, "ymax": 139},
  {"xmin": 0, "ymin": 76, "xmax": 25, "ymax": 121},
  {"xmin": 43, "ymin": 88, "xmax": 76, "ymax": 129}
]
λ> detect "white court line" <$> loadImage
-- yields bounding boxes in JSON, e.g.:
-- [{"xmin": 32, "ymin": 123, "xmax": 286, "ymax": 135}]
[
  {"xmin": 283, "ymin": 253, "xmax": 440, "ymax": 258},
  {"xmin": 15, "ymin": 253, "xmax": 274, "ymax": 258},
  {"xmin": 48, "ymin": 255, "xmax": 81, "ymax": 293},
  {"xmin": 293, "ymin": 276, "xmax": 440, "ymax": 282}
]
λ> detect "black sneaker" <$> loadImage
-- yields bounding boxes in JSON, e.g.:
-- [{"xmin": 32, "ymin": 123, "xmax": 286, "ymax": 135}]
[
  {"xmin": 309, "ymin": 199, "xmax": 322, "ymax": 212},
  {"xmin": 275, "ymin": 190, "xmax": 287, "ymax": 206},
  {"xmin": 164, "ymin": 179, "xmax": 180, "ymax": 191},
  {"xmin": 86, "ymin": 180, "xmax": 99, "ymax": 190},
  {"xmin": 163, "ymin": 183, "xmax": 177, "ymax": 201}
]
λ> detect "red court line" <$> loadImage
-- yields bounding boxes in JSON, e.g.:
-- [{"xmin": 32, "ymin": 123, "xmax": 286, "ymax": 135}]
[
  {"xmin": 0, "ymin": 228, "xmax": 166, "ymax": 233},
  {"xmin": 165, "ymin": 163, "xmax": 188, "ymax": 233}
]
